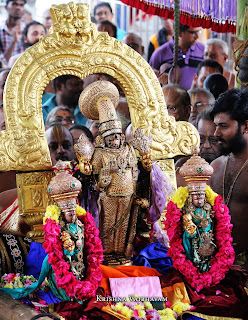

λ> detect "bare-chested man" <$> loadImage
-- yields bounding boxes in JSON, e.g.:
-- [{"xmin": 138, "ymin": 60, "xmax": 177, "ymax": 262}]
[{"xmin": 210, "ymin": 88, "xmax": 248, "ymax": 272}]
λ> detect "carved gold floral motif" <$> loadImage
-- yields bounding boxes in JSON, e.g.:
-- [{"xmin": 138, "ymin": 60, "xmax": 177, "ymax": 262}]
[{"xmin": 0, "ymin": 2, "xmax": 199, "ymax": 172}]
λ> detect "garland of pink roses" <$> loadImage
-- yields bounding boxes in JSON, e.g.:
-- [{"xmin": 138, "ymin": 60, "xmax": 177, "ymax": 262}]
[
  {"xmin": 164, "ymin": 195, "xmax": 235, "ymax": 292},
  {"xmin": 42, "ymin": 211, "xmax": 104, "ymax": 301}
]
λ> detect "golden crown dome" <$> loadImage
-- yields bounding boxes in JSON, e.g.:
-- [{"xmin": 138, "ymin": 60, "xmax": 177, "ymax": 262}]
[
  {"xmin": 78, "ymin": 80, "xmax": 122, "ymax": 137},
  {"xmin": 179, "ymin": 146, "xmax": 213, "ymax": 193},
  {"xmin": 78, "ymin": 80, "xmax": 119, "ymax": 120},
  {"xmin": 47, "ymin": 161, "xmax": 81, "ymax": 205}
]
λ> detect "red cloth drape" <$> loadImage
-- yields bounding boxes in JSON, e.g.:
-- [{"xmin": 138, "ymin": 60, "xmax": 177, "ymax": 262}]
[{"xmin": 120, "ymin": 0, "xmax": 236, "ymax": 33}]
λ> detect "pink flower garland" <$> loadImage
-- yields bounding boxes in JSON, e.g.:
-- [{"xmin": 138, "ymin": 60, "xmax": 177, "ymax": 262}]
[
  {"xmin": 164, "ymin": 195, "xmax": 235, "ymax": 292},
  {"xmin": 42, "ymin": 212, "xmax": 104, "ymax": 301}
]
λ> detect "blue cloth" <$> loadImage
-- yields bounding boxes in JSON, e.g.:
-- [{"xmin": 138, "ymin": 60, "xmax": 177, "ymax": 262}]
[
  {"xmin": 25, "ymin": 242, "xmax": 46, "ymax": 278},
  {"xmin": 117, "ymin": 28, "xmax": 126, "ymax": 41},
  {"xmin": 24, "ymin": 242, "xmax": 60, "ymax": 304},
  {"xmin": 36, "ymin": 289, "xmax": 61, "ymax": 304},
  {"xmin": 42, "ymin": 92, "xmax": 55, "ymax": 104},
  {"xmin": 182, "ymin": 315, "xmax": 204, "ymax": 320},
  {"xmin": 42, "ymin": 95, "xmax": 87, "ymax": 126},
  {"xmin": 149, "ymin": 37, "xmax": 204, "ymax": 90},
  {"xmin": 132, "ymin": 242, "xmax": 173, "ymax": 274}
]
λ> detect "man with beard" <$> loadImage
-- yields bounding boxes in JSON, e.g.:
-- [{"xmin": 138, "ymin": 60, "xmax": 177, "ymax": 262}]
[
  {"xmin": 0, "ymin": 0, "xmax": 26, "ymax": 64},
  {"xmin": 8, "ymin": 21, "xmax": 46, "ymax": 67},
  {"xmin": 210, "ymin": 88, "xmax": 248, "ymax": 274},
  {"xmin": 42, "ymin": 75, "xmax": 86, "ymax": 126},
  {"xmin": 45, "ymin": 124, "xmax": 76, "ymax": 165}
]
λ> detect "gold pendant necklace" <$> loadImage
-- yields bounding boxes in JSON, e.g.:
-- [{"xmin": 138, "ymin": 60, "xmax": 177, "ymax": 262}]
[{"xmin": 222, "ymin": 155, "xmax": 248, "ymax": 206}]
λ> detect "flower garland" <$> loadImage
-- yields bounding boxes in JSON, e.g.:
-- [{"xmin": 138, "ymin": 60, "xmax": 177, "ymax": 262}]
[
  {"xmin": 43, "ymin": 205, "xmax": 104, "ymax": 301},
  {"xmin": 109, "ymin": 299, "xmax": 191, "ymax": 320},
  {"xmin": 164, "ymin": 186, "xmax": 235, "ymax": 292},
  {"xmin": 0, "ymin": 273, "xmax": 49, "ymax": 303},
  {"xmin": 0, "ymin": 273, "xmax": 37, "ymax": 289}
]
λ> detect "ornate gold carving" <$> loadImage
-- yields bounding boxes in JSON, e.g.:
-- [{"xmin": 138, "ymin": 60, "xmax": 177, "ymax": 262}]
[
  {"xmin": 16, "ymin": 171, "xmax": 54, "ymax": 237},
  {"xmin": 22, "ymin": 174, "xmax": 44, "ymax": 186},
  {"xmin": 16, "ymin": 171, "xmax": 54, "ymax": 240},
  {"xmin": 32, "ymin": 189, "xmax": 44, "ymax": 208},
  {"xmin": 27, "ymin": 224, "xmax": 45, "ymax": 243},
  {"xmin": 23, "ymin": 212, "xmax": 44, "ymax": 226},
  {"xmin": 0, "ymin": 2, "xmax": 199, "ymax": 172}
]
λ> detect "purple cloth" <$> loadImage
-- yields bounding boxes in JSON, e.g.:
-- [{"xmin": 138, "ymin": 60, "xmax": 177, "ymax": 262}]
[
  {"xmin": 152, "ymin": 221, "xmax": 169, "ymax": 248},
  {"xmin": 149, "ymin": 38, "xmax": 204, "ymax": 90},
  {"xmin": 149, "ymin": 163, "xmax": 172, "ymax": 223}
]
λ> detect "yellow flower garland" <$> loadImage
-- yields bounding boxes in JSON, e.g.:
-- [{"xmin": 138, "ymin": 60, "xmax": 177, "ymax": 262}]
[
  {"xmin": 171, "ymin": 185, "xmax": 217, "ymax": 209},
  {"xmin": 110, "ymin": 300, "xmax": 191, "ymax": 320},
  {"xmin": 171, "ymin": 187, "xmax": 189, "ymax": 209},
  {"xmin": 43, "ymin": 204, "xmax": 86, "ymax": 225},
  {"xmin": 205, "ymin": 185, "xmax": 218, "ymax": 206}
]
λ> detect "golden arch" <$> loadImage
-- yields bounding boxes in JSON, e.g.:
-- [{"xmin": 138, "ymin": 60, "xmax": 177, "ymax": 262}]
[{"xmin": 0, "ymin": 2, "xmax": 199, "ymax": 172}]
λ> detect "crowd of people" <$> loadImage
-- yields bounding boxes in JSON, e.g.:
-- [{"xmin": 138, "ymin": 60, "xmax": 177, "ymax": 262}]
[{"xmin": 0, "ymin": 0, "xmax": 248, "ymax": 316}]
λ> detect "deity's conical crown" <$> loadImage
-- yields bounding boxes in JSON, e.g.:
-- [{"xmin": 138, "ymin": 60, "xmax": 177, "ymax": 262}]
[
  {"xmin": 47, "ymin": 161, "xmax": 81, "ymax": 209},
  {"xmin": 78, "ymin": 80, "xmax": 122, "ymax": 138},
  {"xmin": 179, "ymin": 146, "xmax": 214, "ymax": 193}
]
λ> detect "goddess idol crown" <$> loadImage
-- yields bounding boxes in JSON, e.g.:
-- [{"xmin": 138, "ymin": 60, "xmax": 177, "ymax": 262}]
[
  {"xmin": 47, "ymin": 160, "xmax": 82, "ymax": 212},
  {"xmin": 179, "ymin": 146, "xmax": 214, "ymax": 193}
]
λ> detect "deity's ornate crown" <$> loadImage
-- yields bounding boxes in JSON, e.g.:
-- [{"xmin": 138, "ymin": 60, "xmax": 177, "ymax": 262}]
[
  {"xmin": 47, "ymin": 161, "xmax": 81, "ymax": 205},
  {"xmin": 78, "ymin": 80, "xmax": 122, "ymax": 138},
  {"xmin": 179, "ymin": 146, "xmax": 213, "ymax": 193}
]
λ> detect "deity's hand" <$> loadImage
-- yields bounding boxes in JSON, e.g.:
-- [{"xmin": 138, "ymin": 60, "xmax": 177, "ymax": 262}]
[
  {"xmin": 183, "ymin": 213, "xmax": 197, "ymax": 236},
  {"xmin": 185, "ymin": 222, "xmax": 197, "ymax": 236},
  {"xmin": 78, "ymin": 159, "xmax": 92, "ymax": 175},
  {"xmin": 141, "ymin": 152, "xmax": 153, "ymax": 171},
  {"xmin": 61, "ymin": 231, "xmax": 75, "ymax": 253},
  {"xmin": 98, "ymin": 168, "xmax": 112, "ymax": 188},
  {"xmin": 133, "ymin": 198, "xmax": 149, "ymax": 208}
]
